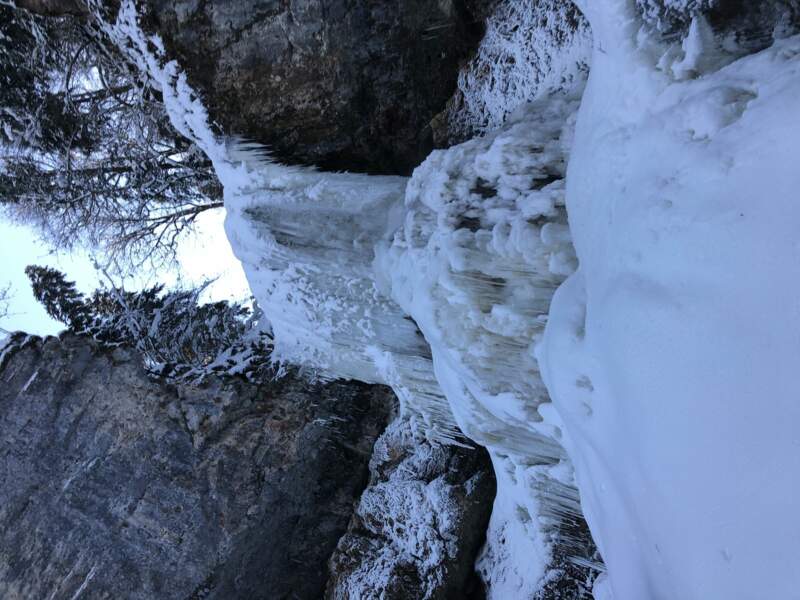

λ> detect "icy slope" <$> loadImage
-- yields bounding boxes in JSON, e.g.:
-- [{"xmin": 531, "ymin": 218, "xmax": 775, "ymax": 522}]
[{"xmin": 539, "ymin": 3, "xmax": 800, "ymax": 599}]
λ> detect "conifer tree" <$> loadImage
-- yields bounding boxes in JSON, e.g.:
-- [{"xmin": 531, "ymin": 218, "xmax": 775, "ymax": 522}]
[
  {"xmin": 25, "ymin": 264, "xmax": 273, "ymax": 382},
  {"xmin": 24, "ymin": 265, "xmax": 92, "ymax": 330}
]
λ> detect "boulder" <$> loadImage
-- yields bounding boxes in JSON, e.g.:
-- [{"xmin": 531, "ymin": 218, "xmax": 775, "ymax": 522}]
[
  {"xmin": 327, "ymin": 419, "xmax": 495, "ymax": 600},
  {"xmin": 140, "ymin": 0, "xmax": 493, "ymax": 175}
]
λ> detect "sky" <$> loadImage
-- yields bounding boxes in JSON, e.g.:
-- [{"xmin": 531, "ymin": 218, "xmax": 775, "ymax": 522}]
[{"xmin": 0, "ymin": 208, "xmax": 250, "ymax": 337}]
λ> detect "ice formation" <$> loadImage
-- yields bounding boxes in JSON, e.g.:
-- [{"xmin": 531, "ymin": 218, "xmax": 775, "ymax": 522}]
[
  {"xmin": 99, "ymin": 0, "xmax": 597, "ymax": 594},
  {"xmin": 540, "ymin": 2, "xmax": 800, "ymax": 599},
  {"xmin": 101, "ymin": 0, "xmax": 800, "ymax": 598}
]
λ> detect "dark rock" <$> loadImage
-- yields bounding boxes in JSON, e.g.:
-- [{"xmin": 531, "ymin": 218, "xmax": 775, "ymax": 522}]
[
  {"xmin": 0, "ymin": 333, "xmax": 393, "ymax": 599},
  {"xmin": 636, "ymin": 0, "xmax": 800, "ymax": 52},
  {"xmin": 326, "ymin": 419, "xmax": 495, "ymax": 600},
  {"xmin": 138, "ymin": 0, "xmax": 494, "ymax": 175}
]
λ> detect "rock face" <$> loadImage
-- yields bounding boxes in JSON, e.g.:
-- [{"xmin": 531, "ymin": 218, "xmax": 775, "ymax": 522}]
[
  {"xmin": 140, "ymin": 0, "xmax": 491, "ymax": 175},
  {"xmin": 327, "ymin": 419, "xmax": 495, "ymax": 600},
  {"xmin": 0, "ymin": 333, "xmax": 393, "ymax": 600},
  {"xmin": 0, "ymin": 333, "xmax": 498, "ymax": 599},
  {"xmin": 636, "ymin": 0, "xmax": 800, "ymax": 52}
]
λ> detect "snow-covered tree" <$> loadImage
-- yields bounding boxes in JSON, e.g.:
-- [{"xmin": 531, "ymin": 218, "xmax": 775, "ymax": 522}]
[
  {"xmin": 25, "ymin": 265, "xmax": 273, "ymax": 382},
  {"xmin": 0, "ymin": 3, "xmax": 223, "ymax": 270},
  {"xmin": 0, "ymin": 283, "xmax": 10, "ymax": 321},
  {"xmin": 24, "ymin": 265, "xmax": 92, "ymax": 330}
]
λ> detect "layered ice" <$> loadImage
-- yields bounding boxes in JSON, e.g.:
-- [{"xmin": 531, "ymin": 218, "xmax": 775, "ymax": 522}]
[{"xmin": 377, "ymin": 97, "xmax": 599, "ymax": 596}]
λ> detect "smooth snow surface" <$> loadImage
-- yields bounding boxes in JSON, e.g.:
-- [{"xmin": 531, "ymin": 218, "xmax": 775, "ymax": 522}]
[{"xmin": 540, "ymin": 3, "xmax": 800, "ymax": 599}]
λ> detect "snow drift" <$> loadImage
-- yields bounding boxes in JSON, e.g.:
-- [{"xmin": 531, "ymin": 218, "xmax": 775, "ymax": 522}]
[{"xmin": 540, "ymin": 2, "xmax": 800, "ymax": 599}]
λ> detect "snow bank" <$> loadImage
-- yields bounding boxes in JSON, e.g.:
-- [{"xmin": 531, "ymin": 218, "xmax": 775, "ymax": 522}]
[{"xmin": 540, "ymin": 3, "xmax": 800, "ymax": 598}]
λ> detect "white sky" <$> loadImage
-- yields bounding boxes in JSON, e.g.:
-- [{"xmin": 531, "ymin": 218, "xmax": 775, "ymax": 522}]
[{"xmin": 0, "ymin": 208, "xmax": 250, "ymax": 337}]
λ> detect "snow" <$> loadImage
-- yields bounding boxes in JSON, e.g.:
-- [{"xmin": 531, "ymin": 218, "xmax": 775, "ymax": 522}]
[
  {"xmin": 329, "ymin": 419, "xmax": 475, "ymax": 599},
  {"xmin": 539, "ymin": 2, "xmax": 800, "ymax": 598},
  {"xmin": 20, "ymin": 368, "xmax": 38, "ymax": 393}
]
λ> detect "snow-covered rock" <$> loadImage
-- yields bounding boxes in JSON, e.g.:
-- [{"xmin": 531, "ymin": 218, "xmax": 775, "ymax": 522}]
[
  {"xmin": 445, "ymin": 0, "xmax": 591, "ymax": 141},
  {"xmin": 327, "ymin": 418, "xmax": 495, "ymax": 600}
]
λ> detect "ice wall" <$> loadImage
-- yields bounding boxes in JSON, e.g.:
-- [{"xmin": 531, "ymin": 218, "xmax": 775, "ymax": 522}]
[{"xmin": 377, "ymin": 96, "xmax": 599, "ymax": 596}]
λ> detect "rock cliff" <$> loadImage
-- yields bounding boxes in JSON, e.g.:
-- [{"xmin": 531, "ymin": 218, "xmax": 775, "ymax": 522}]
[{"xmin": 0, "ymin": 333, "xmax": 493, "ymax": 599}]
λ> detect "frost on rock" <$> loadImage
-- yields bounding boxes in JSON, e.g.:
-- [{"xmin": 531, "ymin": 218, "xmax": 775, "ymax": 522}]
[
  {"xmin": 327, "ymin": 418, "xmax": 494, "ymax": 600},
  {"xmin": 540, "ymin": 2, "xmax": 800, "ymax": 598},
  {"xmin": 444, "ymin": 0, "xmax": 591, "ymax": 140}
]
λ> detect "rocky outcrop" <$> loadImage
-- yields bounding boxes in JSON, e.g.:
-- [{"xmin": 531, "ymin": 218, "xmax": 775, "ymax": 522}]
[
  {"xmin": 0, "ymin": 333, "xmax": 498, "ymax": 599},
  {"xmin": 0, "ymin": 333, "xmax": 393, "ymax": 599},
  {"xmin": 139, "ymin": 0, "xmax": 492, "ymax": 175},
  {"xmin": 327, "ymin": 419, "xmax": 495, "ymax": 600},
  {"xmin": 440, "ymin": 0, "xmax": 590, "ymax": 144}
]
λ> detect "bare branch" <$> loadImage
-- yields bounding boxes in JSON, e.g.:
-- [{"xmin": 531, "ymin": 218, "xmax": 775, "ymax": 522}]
[{"xmin": 0, "ymin": 284, "xmax": 12, "ymax": 321}]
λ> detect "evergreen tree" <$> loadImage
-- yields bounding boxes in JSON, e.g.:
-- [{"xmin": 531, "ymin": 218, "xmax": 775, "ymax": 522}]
[
  {"xmin": 25, "ymin": 264, "xmax": 273, "ymax": 382},
  {"xmin": 24, "ymin": 265, "xmax": 92, "ymax": 330},
  {"xmin": 0, "ymin": 283, "xmax": 10, "ymax": 325}
]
